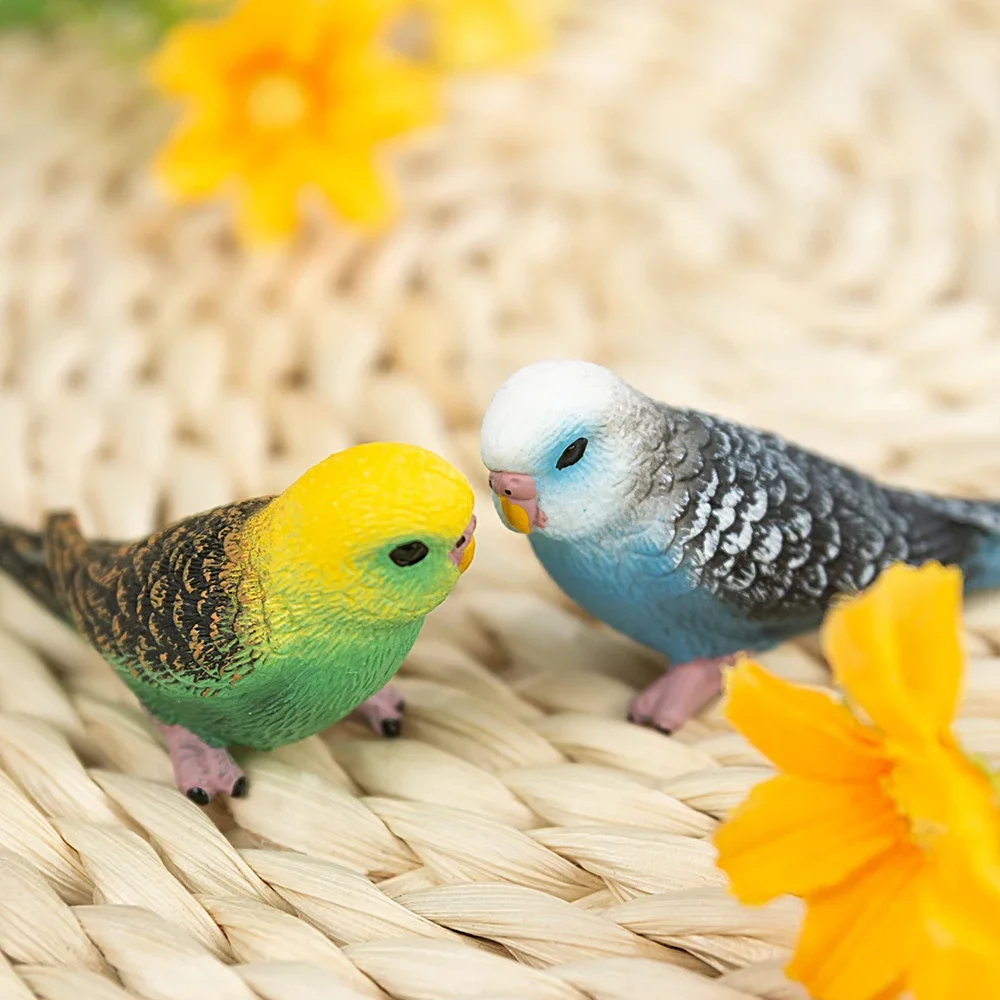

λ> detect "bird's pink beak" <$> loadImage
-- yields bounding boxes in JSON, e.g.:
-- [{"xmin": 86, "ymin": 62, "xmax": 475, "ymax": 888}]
[{"xmin": 488, "ymin": 472, "xmax": 548, "ymax": 533}]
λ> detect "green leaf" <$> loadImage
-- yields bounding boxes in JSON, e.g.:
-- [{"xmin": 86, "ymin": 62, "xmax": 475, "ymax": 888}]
[
  {"xmin": 0, "ymin": 0, "xmax": 225, "ymax": 40},
  {"xmin": 0, "ymin": 0, "xmax": 54, "ymax": 28}
]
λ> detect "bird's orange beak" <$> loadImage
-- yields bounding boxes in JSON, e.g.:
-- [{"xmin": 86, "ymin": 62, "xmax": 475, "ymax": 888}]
[
  {"xmin": 499, "ymin": 497, "xmax": 531, "ymax": 534},
  {"xmin": 449, "ymin": 515, "xmax": 477, "ymax": 573},
  {"xmin": 489, "ymin": 471, "xmax": 547, "ymax": 533},
  {"xmin": 458, "ymin": 535, "xmax": 475, "ymax": 572}
]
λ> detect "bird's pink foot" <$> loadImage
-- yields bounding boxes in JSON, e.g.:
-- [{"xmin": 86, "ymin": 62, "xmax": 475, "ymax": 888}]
[
  {"xmin": 628, "ymin": 655, "xmax": 734, "ymax": 734},
  {"xmin": 350, "ymin": 682, "xmax": 405, "ymax": 737},
  {"xmin": 153, "ymin": 721, "xmax": 246, "ymax": 805}
]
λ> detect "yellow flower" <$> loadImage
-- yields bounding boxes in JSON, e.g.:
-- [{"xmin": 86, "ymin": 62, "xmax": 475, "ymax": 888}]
[
  {"xmin": 912, "ymin": 831, "xmax": 1000, "ymax": 998},
  {"xmin": 420, "ymin": 0, "xmax": 566, "ymax": 70},
  {"xmin": 149, "ymin": 0, "xmax": 438, "ymax": 242},
  {"xmin": 713, "ymin": 562, "xmax": 1000, "ymax": 1000}
]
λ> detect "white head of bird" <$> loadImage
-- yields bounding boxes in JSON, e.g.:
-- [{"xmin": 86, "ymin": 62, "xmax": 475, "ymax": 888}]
[{"xmin": 480, "ymin": 360, "xmax": 656, "ymax": 541}]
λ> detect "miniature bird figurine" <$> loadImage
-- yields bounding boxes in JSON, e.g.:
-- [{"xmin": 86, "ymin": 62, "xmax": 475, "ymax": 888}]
[
  {"xmin": 481, "ymin": 359, "xmax": 1000, "ymax": 735},
  {"xmin": 0, "ymin": 442, "xmax": 476, "ymax": 803}
]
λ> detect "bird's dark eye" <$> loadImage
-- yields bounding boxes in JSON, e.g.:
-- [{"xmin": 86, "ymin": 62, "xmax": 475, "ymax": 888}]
[
  {"xmin": 556, "ymin": 437, "xmax": 588, "ymax": 470},
  {"xmin": 389, "ymin": 541, "xmax": 429, "ymax": 567}
]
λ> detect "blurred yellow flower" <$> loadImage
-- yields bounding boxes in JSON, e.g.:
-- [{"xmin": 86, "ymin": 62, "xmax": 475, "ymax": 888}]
[
  {"xmin": 421, "ymin": 0, "xmax": 565, "ymax": 70},
  {"xmin": 149, "ymin": 0, "xmax": 438, "ymax": 242},
  {"xmin": 713, "ymin": 562, "xmax": 1000, "ymax": 1000}
]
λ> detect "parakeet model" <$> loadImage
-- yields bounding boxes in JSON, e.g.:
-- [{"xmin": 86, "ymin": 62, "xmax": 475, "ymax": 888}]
[
  {"xmin": 481, "ymin": 360, "xmax": 1000, "ymax": 734},
  {"xmin": 0, "ymin": 442, "xmax": 476, "ymax": 803}
]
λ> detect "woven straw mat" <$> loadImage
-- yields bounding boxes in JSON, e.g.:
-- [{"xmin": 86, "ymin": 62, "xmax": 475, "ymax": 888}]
[{"xmin": 2, "ymin": 2, "xmax": 1000, "ymax": 999}]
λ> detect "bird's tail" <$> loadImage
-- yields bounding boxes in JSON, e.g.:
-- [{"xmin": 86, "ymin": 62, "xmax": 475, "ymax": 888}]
[
  {"xmin": 967, "ymin": 528, "xmax": 1000, "ymax": 593},
  {"xmin": 931, "ymin": 496, "xmax": 1000, "ymax": 592},
  {"xmin": 0, "ymin": 518, "xmax": 68, "ymax": 621}
]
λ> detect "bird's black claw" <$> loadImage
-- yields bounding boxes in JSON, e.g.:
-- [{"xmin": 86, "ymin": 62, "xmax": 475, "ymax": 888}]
[
  {"xmin": 654, "ymin": 724, "xmax": 673, "ymax": 736},
  {"xmin": 186, "ymin": 787, "xmax": 210, "ymax": 806},
  {"xmin": 395, "ymin": 700, "xmax": 405, "ymax": 711},
  {"xmin": 381, "ymin": 718, "xmax": 402, "ymax": 737},
  {"xmin": 230, "ymin": 776, "xmax": 248, "ymax": 798}
]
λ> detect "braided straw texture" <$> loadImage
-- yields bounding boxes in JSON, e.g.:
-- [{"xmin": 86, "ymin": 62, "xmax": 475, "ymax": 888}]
[{"xmin": 2, "ymin": 1, "xmax": 1000, "ymax": 998}]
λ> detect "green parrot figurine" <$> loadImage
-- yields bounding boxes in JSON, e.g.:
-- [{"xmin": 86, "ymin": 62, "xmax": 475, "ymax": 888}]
[{"xmin": 0, "ymin": 441, "xmax": 477, "ymax": 803}]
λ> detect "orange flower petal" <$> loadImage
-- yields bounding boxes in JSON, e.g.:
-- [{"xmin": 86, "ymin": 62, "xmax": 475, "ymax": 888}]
[
  {"xmin": 225, "ymin": 0, "xmax": 408, "ymax": 61},
  {"xmin": 881, "ymin": 562, "xmax": 963, "ymax": 741},
  {"xmin": 943, "ymin": 751, "xmax": 1000, "ymax": 846},
  {"xmin": 430, "ymin": 0, "xmax": 544, "ymax": 70},
  {"xmin": 869, "ymin": 980, "xmax": 907, "ymax": 1000},
  {"xmin": 314, "ymin": 155, "xmax": 395, "ymax": 226},
  {"xmin": 224, "ymin": 0, "xmax": 324, "ymax": 62},
  {"xmin": 153, "ymin": 116, "xmax": 237, "ymax": 201},
  {"xmin": 337, "ymin": 0, "xmax": 417, "ymax": 40},
  {"xmin": 235, "ymin": 173, "xmax": 301, "ymax": 243},
  {"xmin": 723, "ymin": 661, "xmax": 886, "ymax": 781},
  {"xmin": 911, "ymin": 947, "xmax": 1000, "ymax": 1000},
  {"xmin": 910, "ymin": 831, "xmax": 1000, "ymax": 1000},
  {"xmin": 148, "ymin": 22, "xmax": 228, "ymax": 96},
  {"xmin": 787, "ymin": 842, "xmax": 924, "ymax": 1000},
  {"xmin": 327, "ymin": 56, "xmax": 439, "ymax": 146},
  {"xmin": 714, "ymin": 773, "xmax": 907, "ymax": 905},
  {"xmin": 423, "ymin": 0, "xmax": 567, "ymax": 70},
  {"xmin": 149, "ymin": 0, "xmax": 441, "ymax": 245},
  {"xmin": 885, "ymin": 741, "xmax": 998, "ymax": 842},
  {"xmin": 821, "ymin": 562, "xmax": 964, "ymax": 744}
]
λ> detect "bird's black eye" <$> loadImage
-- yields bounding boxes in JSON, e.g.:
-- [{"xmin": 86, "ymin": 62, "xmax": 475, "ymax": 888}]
[
  {"xmin": 556, "ymin": 437, "xmax": 588, "ymax": 470},
  {"xmin": 389, "ymin": 541, "xmax": 429, "ymax": 567}
]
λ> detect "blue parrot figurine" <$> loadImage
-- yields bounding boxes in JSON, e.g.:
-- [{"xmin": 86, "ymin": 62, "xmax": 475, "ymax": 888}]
[{"xmin": 480, "ymin": 359, "xmax": 1000, "ymax": 734}]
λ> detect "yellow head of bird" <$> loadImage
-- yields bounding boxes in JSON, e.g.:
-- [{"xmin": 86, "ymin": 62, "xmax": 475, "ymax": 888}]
[{"xmin": 251, "ymin": 442, "xmax": 476, "ymax": 624}]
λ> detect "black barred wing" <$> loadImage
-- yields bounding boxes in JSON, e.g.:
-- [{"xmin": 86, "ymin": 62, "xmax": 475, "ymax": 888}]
[
  {"xmin": 45, "ymin": 498, "xmax": 274, "ymax": 695},
  {"xmin": 660, "ymin": 408, "xmax": 984, "ymax": 620}
]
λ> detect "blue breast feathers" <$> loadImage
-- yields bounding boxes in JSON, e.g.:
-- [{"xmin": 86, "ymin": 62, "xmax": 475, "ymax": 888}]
[{"xmin": 529, "ymin": 530, "xmax": 821, "ymax": 664}]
